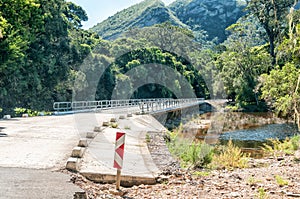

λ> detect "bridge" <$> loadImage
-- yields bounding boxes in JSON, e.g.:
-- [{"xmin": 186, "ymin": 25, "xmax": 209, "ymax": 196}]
[
  {"xmin": 53, "ymin": 98, "xmax": 206, "ymax": 114},
  {"xmin": 51, "ymin": 98, "xmax": 225, "ymax": 185}
]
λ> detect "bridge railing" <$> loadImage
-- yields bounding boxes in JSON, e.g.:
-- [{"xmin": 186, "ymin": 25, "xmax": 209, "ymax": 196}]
[{"xmin": 53, "ymin": 98, "xmax": 205, "ymax": 114}]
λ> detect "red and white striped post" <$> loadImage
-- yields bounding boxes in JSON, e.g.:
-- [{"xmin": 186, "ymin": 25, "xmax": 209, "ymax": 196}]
[{"xmin": 113, "ymin": 132, "xmax": 126, "ymax": 190}]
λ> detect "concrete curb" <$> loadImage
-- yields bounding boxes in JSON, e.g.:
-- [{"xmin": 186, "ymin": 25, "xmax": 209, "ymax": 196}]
[
  {"xmin": 66, "ymin": 125, "xmax": 106, "ymax": 172},
  {"xmin": 66, "ymin": 157, "xmax": 79, "ymax": 171},
  {"xmin": 80, "ymin": 172, "xmax": 156, "ymax": 187},
  {"xmin": 71, "ymin": 147, "xmax": 86, "ymax": 158}
]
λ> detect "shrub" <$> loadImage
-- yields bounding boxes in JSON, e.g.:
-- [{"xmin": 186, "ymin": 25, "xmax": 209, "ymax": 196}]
[
  {"xmin": 166, "ymin": 131, "xmax": 213, "ymax": 168},
  {"xmin": 262, "ymin": 135, "xmax": 300, "ymax": 158},
  {"xmin": 13, "ymin": 107, "xmax": 52, "ymax": 117},
  {"xmin": 110, "ymin": 123, "xmax": 118, "ymax": 128},
  {"xmin": 211, "ymin": 140, "xmax": 249, "ymax": 170}
]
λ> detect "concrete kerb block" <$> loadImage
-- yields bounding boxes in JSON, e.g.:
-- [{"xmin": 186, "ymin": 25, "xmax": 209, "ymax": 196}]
[
  {"xmin": 78, "ymin": 138, "xmax": 88, "ymax": 147},
  {"xmin": 110, "ymin": 118, "xmax": 117, "ymax": 122},
  {"xmin": 102, "ymin": 121, "xmax": 110, "ymax": 127},
  {"xmin": 86, "ymin": 132, "xmax": 95, "ymax": 139},
  {"xmin": 94, "ymin": 126, "xmax": 105, "ymax": 132},
  {"xmin": 71, "ymin": 147, "xmax": 86, "ymax": 158},
  {"xmin": 66, "ymin": 157, "xmax": 79, "ymax": 172},
  {"xmin": 119, "ymin": 115, "xmax": 126, "ymax": 120}
]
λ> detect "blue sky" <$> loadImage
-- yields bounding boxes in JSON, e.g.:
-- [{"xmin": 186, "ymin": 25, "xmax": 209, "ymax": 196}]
[{"xmin": 69, "ymin": 0, "xmax": 175, "ymax": 29}]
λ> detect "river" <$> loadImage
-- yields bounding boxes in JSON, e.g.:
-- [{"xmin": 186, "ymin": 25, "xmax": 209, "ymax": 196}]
[{"xmin": 179, "ymin": 112, "xmax": 300, "ymax": 157}]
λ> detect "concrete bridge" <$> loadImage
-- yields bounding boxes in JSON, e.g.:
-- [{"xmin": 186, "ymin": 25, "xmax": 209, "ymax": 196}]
[
  {"xmin": 52, "ymin": 98, "xmax": 225, "ymax": 184},
  {"xmin": 53, "ymin": 98, "xmax": 226, "ymax": 115},
  {"xmin": 0, "ymin": 98, "xmax": 226, "ymax": 197},
  {"xmin": 53, "ymin": 98, "xmax": 206, "ymax": 114}
]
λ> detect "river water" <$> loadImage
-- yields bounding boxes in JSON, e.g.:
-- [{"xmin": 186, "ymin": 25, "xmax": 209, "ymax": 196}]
[
  {"xmin": 219, "ymin": 123, "xmax": 299, "ymax": 148},
  {"xmin": 180, "ymin": 112, "xmax": 300, "ymax": 157}
]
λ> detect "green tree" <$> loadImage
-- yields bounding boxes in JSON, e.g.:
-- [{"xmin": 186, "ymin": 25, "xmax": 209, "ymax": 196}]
[
  {"xmin": 216, "ymin": 45, "xmax": 271, "ymax": 105},
  {"xmin": 0, "ymin": 0, "xmax": 96, "ymax": 114},
  {"xmin": 0, "ymin": 0, "xmax": 43, "ymax": 113},
  {"xmin": 260, "ymin": 15, "xmax": 300, "ymax": 128},
  {"xmin": 246, "ymin": 0, "xmax": 296, "ymax": 65},
  {"xmin": 260, "ymin": 63, "xmax": 300, "ymax": 128}
]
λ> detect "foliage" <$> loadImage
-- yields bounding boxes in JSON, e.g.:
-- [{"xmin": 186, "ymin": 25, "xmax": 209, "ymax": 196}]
[
  {"xmin": 0, "ymin": 0, "xmax": 299, "ymax": 121},
  {"xmin": 216, "ymin": 43, "xmax": 271, "ymax": 104},
  {"xmin": 13, "ymin": 107, "xmax": 51, "ymax": 117},
  {"xmin": 192, "ymin": 171, "xmax": 210, "ymax": 177},
  {"xmin": 262, "ymin": 135, "xmax": 300, "ymax": 158},
  {"xmin": 110, "ymin": 123, "xmax": 118, "ymax": 128},
  {"xmin": 246, "ymin": 0, "xmax": 296, "ymax": 63},
  {"xmin": 91, "ymin": 0, "xmax": 186, "ymax": 40},
  {"xmin": 275, "ymin": 175, "xmax": 289, "ymax": 187},
  {"xmin": 259, "ymin": 63, "xmax": 300, "ymax": 127},
  {"xmin": 0, "ymin": 0, "xmax": 100, "ymax": 115},
  {"xmin": 166, "ymin": 130, "xmax": 214, "ymax": 169},
  {"xmin": 257, "ymin": 187, "xmax": 269, "ymax": 199},
  {"xmin": 247, "ymin": 177, "xmax": 262, "ymax": 186},
  {"xmin": 211, "ymin": 140, "xmax": 249, "ymax": 170},
  {"xmin": 145, "ymin": 134, "xmax": 151, "ymax": 143}
]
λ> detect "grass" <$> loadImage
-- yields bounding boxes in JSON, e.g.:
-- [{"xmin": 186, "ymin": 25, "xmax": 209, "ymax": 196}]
[
  {"xmin": 257, "ymin": 187, "xmax": 269, "ymax": 199},
  {"xmin": 166, "ymin": 127, "xmax": 249, "ymax": 170},
  {"xmin": 192, "ymin": 171, "xmax": 210, "ymax": 177},
  {"xmin": 210, "ymin": 140, "xmax": 249, "ymax": 170},
  {"xmin": 124, "ymin": 126, "xmax": 131, "ymax": 130},
  {"xmin": 247, "ymin": 177, "xmax": 262, "ymax": 186},
  {"xmin": 275, "ymin": 175, "xmax": 289, "ymax": 187},
  {"xmin": 166, "ymin": 130, "xmax": 213, "ymax": 169},
  {"xmin": 262, "ymin": 135, "xmax": 300, "ymax": 158},
  {"xmin": 145, "ymin": 134, "xmax": 151, "ymax": 143}
]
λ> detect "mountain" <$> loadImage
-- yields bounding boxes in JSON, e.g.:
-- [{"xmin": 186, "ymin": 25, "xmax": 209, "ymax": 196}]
[
  {"xmin": 91, "ymin": 0, "xmax": 247, "ymax": 42},
  {"xmin": 91, "ymin": 0, "xmax": 187, "ymax": 40},
  {"xmin": 169, "ymin": 0, "xmax": 247, "ymax": 42}
]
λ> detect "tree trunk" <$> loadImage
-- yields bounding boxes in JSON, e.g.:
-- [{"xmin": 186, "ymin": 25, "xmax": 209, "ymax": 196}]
[{"xmin": 294, "ymin": 74, "xmax": 300, "ymax": 130}]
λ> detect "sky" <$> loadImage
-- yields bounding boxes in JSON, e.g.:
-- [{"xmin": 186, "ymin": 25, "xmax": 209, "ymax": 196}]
[{"xmin": 69, "ymin": 0, "xmax": 175, "ymax": 29}]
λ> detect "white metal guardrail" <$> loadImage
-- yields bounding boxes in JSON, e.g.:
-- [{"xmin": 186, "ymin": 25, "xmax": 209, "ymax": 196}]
[{"xmin": 53, "ymin": 98, "xmax": 205, "ymax": 114}]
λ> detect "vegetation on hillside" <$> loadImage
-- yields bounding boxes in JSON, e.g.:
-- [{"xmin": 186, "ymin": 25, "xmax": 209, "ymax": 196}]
[
  {"xmin": 90, "ymin": 0, "xmax": 187, "ymax": 40},
  {"xmin": 0, "ymin": 0, "xmax": 299, "ymax": 129}
]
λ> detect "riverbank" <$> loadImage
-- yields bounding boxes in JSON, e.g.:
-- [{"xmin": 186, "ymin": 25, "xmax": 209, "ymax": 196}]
[
  {"xmin": 69, "ymin": 112, "xmax": 300, "ymax": 198},
  {"xmin": 70, "ymin": 150, "xmax": 300, "ymax": 198}
]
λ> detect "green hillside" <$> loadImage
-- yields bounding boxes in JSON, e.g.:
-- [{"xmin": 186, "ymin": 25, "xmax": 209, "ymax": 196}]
[
  {"xmin": 91, "ymin": 0, "xmax": 246, "ymax": 42},
  {"xmin": 91, "ymin": 0, "xmax": 186, "ymax": 40}
]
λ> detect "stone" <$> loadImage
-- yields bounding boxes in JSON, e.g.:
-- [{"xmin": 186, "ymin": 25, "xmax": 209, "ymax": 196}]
[
  {"xmin": 295, "ymin": 151, "xmax": 300, "ymax": 160},
  {"xmin": 109, "ymin": 189, "xmax": 127, "ymax": 196},
  {"xmin": 102, "ymin": 121, "xmax": 110, "ymax": 127},
  {"xmin": 229, "ymin": 192, "xmax": 241, "ymax": 197},
  {"xmin": 119, "ymin": 115, "xmax": 126, "ymax": 119},
  {"xmin": 71, "ymin": 147, "xmax": 85, "ymax": 158},
  {"xmin": 127, "ymin": 113, "xmax": 133, "ymax": 117},
  {"xmin": 94, "ymin": 126, "xmax": 104, "ymax": 132},
  {"xmin": 3, "ymin": 115, "xmax": 11, "ymax": 120},
  {"xmin": 86, "ymin": 132, "xmax": 95, "ymax": 139},
  {"xmin": 110, "ymin": 118, "xmax": 117, "ymax": 122},
  {"xmin": 78, "ymin": 138, "xmax": 88, "ymax": 147},
  {"xmin": 22, "ymin": 114, "xmax": 29, "ymax": 118},
  {"xmin": 66, "ymin": 157, "xmax": 79, "ymax": 171},
  {"xmin": 73, "ymin": 192, "xmax": 87, "ymax": 199}
]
